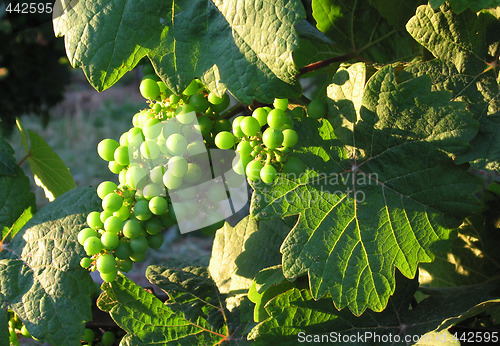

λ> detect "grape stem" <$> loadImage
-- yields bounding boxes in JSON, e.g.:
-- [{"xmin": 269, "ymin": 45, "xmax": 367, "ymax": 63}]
[
  {"xmin": 218, "ymin": 103, "xmax": 247, "ymax": 120},
  {"xmin": 297, "ymin": 52, "xmax": 357, "ymax": 76},
  {"xmin": 17, "ymin": 153, "xmax": 31, "ymax": 166}
]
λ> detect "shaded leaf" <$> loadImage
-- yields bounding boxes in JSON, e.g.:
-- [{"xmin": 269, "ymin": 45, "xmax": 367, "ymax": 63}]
[
  {"xmin": 2, "ymin": 206, "xmax": 34, "ymax": 243},
  {"xmin": 0, "ymin": 137, "xmax": 16, "ymax": 176},
  {"xmin": 429, "ymin": 0, "xmax": 500, "ymax": 13},
  {"xmin": 0, "ymin": 187, "xmax": 100, "ymax": 345}
]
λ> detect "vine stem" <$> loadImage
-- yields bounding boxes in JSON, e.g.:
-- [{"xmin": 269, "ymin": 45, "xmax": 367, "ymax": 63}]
[
  {"xmin": 17, "ymin": 153, "xmax": 31, "ymax": 166},
  {"xmin": 297, "ymin": 52, "xmax": 358, "ymax": 76},
  {"xmin": 218, "ymin": 102, "xmax": 247, "ymax": 120}
]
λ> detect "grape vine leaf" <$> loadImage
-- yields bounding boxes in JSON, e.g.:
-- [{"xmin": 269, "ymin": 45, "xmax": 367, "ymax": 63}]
[
  {"xmin": 98, "ymin": 272, "xmax": 229, "ymax": 345},
  {"xmin": 0, "ymin": 166, "xmax": 35, "ymax": 233},
  {"xmin": 0, "ymin": 308, "xmax": 7, "ymax": 343},
  {"xmin": 0, "ymin": 186, "xmax": 100, "ymax": 345},
  {"xmin": 17, "ymin": 122, "xmax": 76, "ymax": 201},
  {"xmin": 405, "ymin": 5, "xmax": 500, "ymax": 171},
  {"xmin": 248, "ymin": 274, "xmax": 500, "ymax": 344},
  {"xmin": 311, "ymin": 0, "xmax": 418, "ymax": 63},
  {"xmin": 2, "ymin": 207, "xmax": 34, "ymax": 243},
  {"xmin": 148, "ymin": 0, "xmax": 304, "ymax": 104},
  {"xmin": 368, "ymin": 0, "xmax": 425, "ymax": 27},
  {"xmin": 251, "ymin": 64, "xmax": 481, "ymax": 315},
  {"xmin": 429, "ymin": 0, "xmax": 500, "ymax": 13},
  {"xmin": 53, "ymin": 0, "xmax": 168, "ymax": 92},
  {"xmin": 208, "ymin": 217, "xmax": 291, "ymax": 296},
  {"xmin": 0, "ymin": 137, "xmax": 16, "ymax": 176}
]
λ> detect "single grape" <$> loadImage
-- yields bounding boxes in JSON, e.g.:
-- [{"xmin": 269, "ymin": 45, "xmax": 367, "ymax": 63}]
[
  {"xmin": 212, "ymin": 93, "xmax": 230, "ymax": 113},
  {"xmin": 183, "ymin": 79, "xmax": 199, "ymax": 96},
  {"xmin": 169, "ymin": 94, "xmax": 181, "ymax": 104},
  {"xmin": 163, "ymin": 171, "xmax": 183, "ymax": 190},
  {"xmin": 78, "ymin": 228, "xmax": 98, "ymax": 246},
  {"xmin": 112, "ymin": 145, "xmax": 129, "ymax": 166},
  {"xmin": 283, "ymin": 157, "xmax": 306, "ymax": 177},
  {"xmin": 281, "ymin": 115, "xmax": 294, "ymax": 130},
  {"xmin": 168, "ymin": 156, "xmax": 188, "ymax": 177},
  {"xmin": 126, "ymin": 165, "xmax": 147, "ymax": 189},
  {"xmin": 82, "ymin": 328, "xmax": 95, "ymax": 343},
  {"xmin": 184, "ymin": 163, "xmax": 203, "ymax": 184},
  {"xmin": 232, "ymin": 116, "xmax": 245, "ymax": 130},
  {"xmin": 282, "ymin": 129, "xmax": 298, "ymax": 148},
  {"xmin": 140, "ymin": 140, "xmax": 161, "ymax": 160},
  {"xmin": 114, "ymin": 240, "xmax": 132, "ymax": 260},
  {"xmin": 143, "ymin": 183, "xmax": 165, "ymax": 200},
  {"xmin": 215, "ymin": 131, "xmax": 234, "ymax": 149},
  {"xmin": 119, "ymin": 132, "xmax": 129, "ymax": 146},
  {"xmin": 130, "ymin": 236, "xmax": 148, "ymax": 253},
  {"xmin": 146, "ymin": 217, "xmax": 163, "ymax": 235},
  {"xmin": 123, "ymin": 219, "xmax": 144, "ymax": 239},
  {"xmin": 149, "ymin": 196, "xmax": 169, "ymax": 215},
  {"xmin": 240, "ymin": 116, "xmax": 261, "ymax": 136},
  {"xmin": 117, "ymin": 259, "xmax": 133, "ymax": 273},
  {"xmin": 20, "ymin": 325, "xmax": 31, "ymax": 338},
  {"xmin": 246, "ymin": 160, "xmax": 264, "ymax": 181},
  {"xmin": 104, "ymin": 215, "xmax": 123, "ymax": 234},
  {"xmin": 273, "ymin": 98, "xmax": 289, "ymax": 110},
  {"xmin": 80, "ymin": 257, "xmax": 92, "ymax": 269},
  {"xmin": 148, "ymin": 233, "xmax": 164, "ymax": 249},
  {"xmin": 108, "ymin": 161, "xmax": 124, "ymax": 174},
  {"xmin": 140, "ymin": 78, "xmax": 161, "ymax": 100},
  {"xmin": 176, "ymin": 104, "xmax": 196, "ymax": 124},
  {"xmin": 101, "ymin": 331, "xmax": 116, "ymax": 346},
  {"xmin": 267, "ymin": 108, "xmax": 287, "ymax": 129},
  {"xmin": 134, "ymin": 200, "xmax": 152, "ymax": 221},
  {"xmin": 102, "ymin": 193, "xmax": 123, "ymax": 213},
  {"xmin": 262, "ymin": 128, "xmax": 284, "ymax": 149},
  {"xmin": 97, "ymin": 253, "xmax": 116, "ymax": 274},
  {"xmin": 84, "ymin": 237, "xmax": 102, "ymax": 256},
  {"xmin": 86, "ymin": 211, "xmax": 103, "ymax": 230},
  {"xmin": 260, "ymin": 164, "xmax": 277, "ymax": 184},
  {"xmin": 113, "ymin": 204, "xmax": 130, "ymax": 221},
  {"xmin": 307, "ymin": 99, "xmax": 326, "ymax": 119},
  {"xmin": 127, "ymin": 127, "xmax": 144, "ymax": 147},
  {"xmin": 143, "ymin": 118, "xmax": 162, "ymax": 139},
  {"xmin": 100, "ymin": 210, "xmax": 113, "ymax": 223},
  {"xmin": 129, "ymin": 250, "xmax": 146, "ymax": 263},
  {"xmin": 97, "ymin": 139, "xmax": 119, "ymax": 162},
  {"xmin": 208, "ymin": 92, "xmax": 224, "ymax": 105},
  {"xmin": 119, "ymin": 169, "xmax": 127, "ymax": 186},
  {"xmin": 189, "ymin": 93, "xmax": 210, "ymax": 113},
  {"xmin": 97, "ymin": 181, "xmax": 117, "ymax": 199},
  {"xmin": 101, "ymin": 232, "xmax": 120, "ymax": 250},
  {"xmin": 237, "ymin": 141, "xmax": 253, "ymax": 157},
  {"xmin": 100, "ymin": 268, "xmax": 118, "ymax": 283},
  {"xmin": 150, "ymin": 165, "xmax": 165, "ymax": 185},
  {"xmin": 232, "ymin": 155, "xmax": 251, "ymax": 175},
  {"xmin": 166, "ymin": 133, "xmax": 188, "ymax": 156},
  {"xmin": 160, "ymin": 213, "xmax": 176, "ymax": 228},
  {"xmin": 252, "ymin": 107, "xmax": 268, "ymax": 126},
  {"xmin": 207, "ymin": 184, "xmax": 227, "ymax": 202}
]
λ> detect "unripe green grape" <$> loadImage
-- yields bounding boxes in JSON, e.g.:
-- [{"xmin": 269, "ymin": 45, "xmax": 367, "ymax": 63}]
[
  {"xmin": 97, "ymin": 181, "xmax": 117, "ymax": 199},
  {"xmin": 208, "ymin": 92, "xmax": 224, "ymax": 105},
  {"xmin": 240, "ymin": 116, "xmax": 261, "ymax": 136},
  {"xmin": 143, "ymin": 183, "xmax": 165, "ymax": 200},
  {"xmin": 127, "ymin": 127, "xmax": 144, "ymax": 147},
  {"xmin": 160, "ymin": 213, "xmax": 176, "ymax": 228},
  {"xmin": 113, "ymin": 145, "xmax": 129, "ymax": 165},
  {"xmin": 150, "ymin": 165, "xmax": 165, "ymax": 185},
  {"xmin": 104, "ymin": 216, "xmax": 123, "ymax": 234},
  {"xmin": 237, "ymin": 141, "xmax": 253, "ymax": 157},
  {"xmin": 123, "ymin": 219, "xmax": 143, "ymax": 239},
  {"xmin": 282, "ymin": 129, "xmax": 298, "ymax": 148},
  {"xmin": 82, "ymin": 328, "xmax": 95, "ymax": 343},
  {"xmin": 262, "ymin": 128, "xmax": 284, "ymax": 149},
  {"xmin": 267, "ymin": 108, "xmax": 287, "ymax": 129},
  {"xmin": 149, "ymin": 196, "xmax": 169, "ymax": 215},
  {"xmin": 166, "ymin": 133, "xmax": 187, "ymax": 156},
  {"xmin": 113, "ymin": 204, "xmax": 130, "ymax": 221},
  {"xmin": 119, "ymin": 132, "xmax": 129, "ymax": 146},
  {"xmin": 212, "ymin": 93, "xmax": 230, "ymax": 113},
  {"xmin": 232, "ymin": 116, "xmax": 244, "ymax": 130},
  {"xmin": 101, "ymin": 231, "xmax": 120, "ymax": 250},
  {"xmin": 114, "ymin": 240, "xmax": 132, "ymax": 259},
  {"xmin": 183, "ymin": 79, "xmax": 199, "ymax": 96},
  {"xmin": 252, "ymin": 107, "xmax": 268, "ymax": 126},
  {"xmin": 129, "ymin": 250, "xmax": 146, "ymax": 263},
  {"xmin": 143, "ymin": 118, "xmax": 162, "ymax": 139},
  {"xmin": 108, "ymin": 161, "xmax": 124, "ymax": 174},
  {"xmin": 100, "ymin": 268, "xmax": 118, "ymax": 283},
  {"xmin": 84, "ymin": 237, "xmax": 102, "ymax": 256},
  {"xmin": 307, "ymin": 99, "xmax": 326, "ymax": 119},
  {"xmin": 117, "ymin": 258, "xmax": 133, "ymax": 272},
  {"xmin": 214, "ymin": 119, "xmax": 231, "ymax": 132},
  {"xmin": 188, "ymin": 141, "xmax": 206, "ymax": 157},
  {"xmin": 140, "ymin": 140, "xmax": 160, "ymax": 160},
  {"xmin": 273, "ymin": 98, "xmax": 289, "ymax": 110},
  {"xmin": 184, "ymin": 163, "xmax": 203, "ymax": 184},
  {"xmin": 196, "ymin": 116, "xmax": 213, "ymax": 137},
  {"xmin": 246, "ymin": 160, "xmax": 264, "ymax": 181},
  {"xmin": 207, "ymin": 185, "xmax": 227, "ymax": 202},
  {"xmin": 119, "ymin": 169, "xmax": 127, "ymax": 186},
  {"xmin": 283, "ymin": 157, "xmax": 306, "ymax": 176},
  {"xmin": 87, "ymin": 211, "xmax": 103, "ymax": 230},
  {"xmin": 169, "ymin": 94, "xmax": 181, "ymax": 105},
  {"xmin": 102, "ymin": 193, "xmax": 123, "ymax": 212},
  {"xmin": 101, "ymin": 331, "xmax": 116, "ymax": 346},
  {"xmin": 130, "ymin": 236, "xmax": 148, "ymax": 253},
  {"xmin": 189, "ymin": 93, "xmax": 210, "ymax": 113},
  {"xmin": 140, "ymin": 78, "xmax": 160, "ymax": 100},
  {"xmin": 260, "ymin": 164, "xmax": 277, "ymax": 184},
  {"xmin": 97, "ymin": 253, "xmax": 116, "ymax": 273},
  {"xmin": 78, "ymin": 228, "xmax": 98, "ymax": 246},
  {"xmin": 163, "ymin": 171, "xmax": 183, "ymax": 190},
  {"xmin": 126, "ymin": 165, "xmax": 147, "ymax": 189},
  {"xmin": 134, "ymin": 200, "xmax": 152, "ymax": 221},
  {"xmin": 157, "ymin": 81, "xmax": 171, "ymax": 98},
  {"xmin": 232, "ymin": 125, "xmax": 245, "ymax": 139},
  {"xmin": 148, "ymin": 233, "xmax": 164, "ymax": 249},
  {"xmin": 80, "ymin": 257, "xmax": 92, "ymax": 269},
  {"xmin": 232, "ymin": 155, "xmax": 251, "ymax": 175},
  {"xmin": 215, "ymin": 131, "xmax": 234, "ymax": 149},
  {"xmin": 176, "ymin": 104, "xmax": 196, "ymax": 124},
  {"xmin": 168, "ymin": 156, "xmax": 188, "ymax": 177},
  {"xmin": 100, "ymin": 210, "xmax": 113, "ymax": 223},
  {"xmin": 145, "ymin": 217, "xmax": 163, "ymax": 235},
  {"xmin": 98, "ymin": 139, "xmax": 119, "ymax": 162}
]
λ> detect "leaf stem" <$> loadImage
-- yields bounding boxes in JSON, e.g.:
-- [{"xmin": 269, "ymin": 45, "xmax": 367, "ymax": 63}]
[
  {"xmin": 218, "ymin": 103, "xmax": 247, "ymax": 120},
  {"xmin": 17, "ymin": 153, "xmax": 31, "ymax": 166},
  {"xmin": 297, "ymin": 52, "xmax": 357, "ymax": 76}
]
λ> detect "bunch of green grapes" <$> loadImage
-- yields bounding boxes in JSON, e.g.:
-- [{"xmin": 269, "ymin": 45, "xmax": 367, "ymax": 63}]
[
  {"xmin": 81, "ymin": 327, "xmax": 119, "ymax": 346},
  {"xmin": 78, "ymin": 75, "xmax": 232, "ymax": 282},
  {"xmin": 215, "ymin": 98, "xmax": 307, "ymax": 183},
  {"xmin": 7, "ymin": 310, "xmax": 33, "ymax": 345}
]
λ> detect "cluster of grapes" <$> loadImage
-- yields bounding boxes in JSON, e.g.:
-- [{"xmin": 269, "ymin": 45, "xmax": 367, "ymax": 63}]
[
  {"xmin": 78, "ymin": 73, "xmax": 234, "ymax": 282},
  {"xmin": 7, "ymin": 311, "xmax": 33, "ymax": 345},
  {"xmin": 82, "ymin": 327, "xmax": 118, "ymax": 346},
  {"xmin": 214, "ymin": 99, "xmax": 308, "ymax": 183}
]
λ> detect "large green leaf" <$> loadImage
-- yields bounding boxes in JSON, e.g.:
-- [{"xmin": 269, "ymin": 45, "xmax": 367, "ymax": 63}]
[
  {"xmin": 53, "ymin": 0, "xmax": 167, "ymax": 91},
  {"xmin": 0, "ymin": 186, "xmax": 99, "ymax": 345},
  {"xmin": 98, "ymin": 273, "xmax": 229, "ymax": 345},
  {"xmin": 405, "ymin": 6, "xmax": 500, "ymax": 171},
  {"xmin": 248, "ymin": 275, "xmax": 500, "ymax": 344},
  {"xmin": 0, "ymin": 166, "xmax": 35, "ymax": 232},
  {"xmin": 368, "ymin": 0, "xmax": 425, "ymax": 27},
  {"xmin": 208, "ymin": 217, "xmax": 291, "ymax": 296},
  {"xmin": 0, "ymin": 137, "xmax": 16, "ymax": 176},
  {"xmin": 251, "ymin": 65, "xmax": 481, "ymax": 315},
  {"xmin": 311, "ymin": 0, "xmax": 418, "ymax": 63},
  {"xmin": 429, "ymin": 0, "xmax": 500, "ymax": 13},
  {"xmin": 149, "ymin": 0, "xmax": 304, "ymax": 103},
  {"xmin": 0, "ymin": 309, "xmax": 7, "ymax": 343},
  {"xmin": 16, "ymin": 122, "xmax": 77, "ymax": 201}
]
